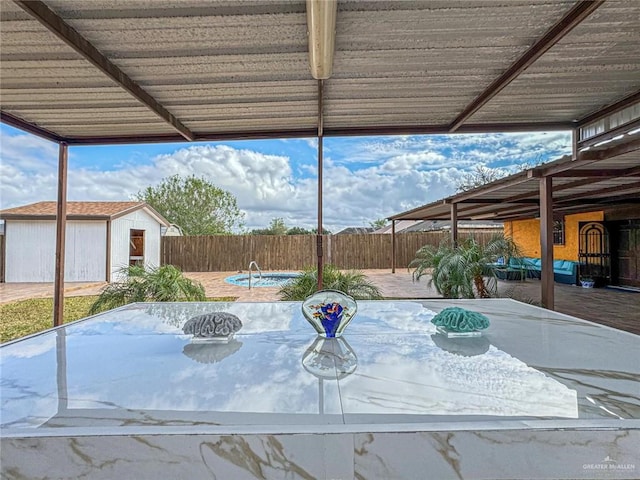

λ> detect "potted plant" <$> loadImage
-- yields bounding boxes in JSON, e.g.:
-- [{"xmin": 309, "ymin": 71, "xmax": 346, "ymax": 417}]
[{"xmin": 580, "ymin": 276, "xmax": 595, "ymax": 288}]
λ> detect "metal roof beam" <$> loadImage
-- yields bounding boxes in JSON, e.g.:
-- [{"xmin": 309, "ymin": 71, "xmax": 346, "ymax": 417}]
[
  {"xmin": 450, "ymin": 175, "xmax": 531, "ymax": 203},
  {"xmin": 388, "ymin": 200, "xmax": 448, "ymax": 221},
  {"xmin": 555, "ymin": 181, "xmax": 640, "ymax": 204},
  {"xmin": 576, "ymin": 117, "xmax": 640, "ymax": 150},
  {"xmin": 0, "ymin": 110, "xmax": 63, "ymax": 143},
  {"xmin": 580, "ymin": 137, "xmax": 640, "ymax": 161},
  {"xmin": 576, "ymin": 89, "xmax": 640, "ymax": 127},
  {"xmin": 10, "ymin": 122, "xmax": 575, "ymax": 146},
  {"xmin": 14, "ymin": 0, "xmax": 194, "ymax": 141},
  {"xmin": 550, "ymin": 166, "xmax": 640, "ymax": 178},
  {"xmin": 455, "ymin": 199, "xmax": 539, "ymax": 204},
  {"xmin": 448, "ymin": 0, "xmax": 604, "ymax": 132},
  {"xmin": 332, "ymin": 122, "xmax": 572, "ymax": 139}
]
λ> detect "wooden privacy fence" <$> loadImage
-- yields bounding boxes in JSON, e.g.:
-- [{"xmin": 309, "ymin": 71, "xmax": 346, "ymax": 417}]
[{"xmin": 161, "ymin": 231, "xmax": 497, "ymax": 272}]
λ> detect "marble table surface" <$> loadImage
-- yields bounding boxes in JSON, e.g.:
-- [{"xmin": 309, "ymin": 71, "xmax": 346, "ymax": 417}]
[{"xmin": 2, "ymin": 299, "xmax": 638, "ymax": 479}]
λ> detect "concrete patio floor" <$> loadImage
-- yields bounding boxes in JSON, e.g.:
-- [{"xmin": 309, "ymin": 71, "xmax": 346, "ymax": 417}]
[{"xmin": 0, "ymin": 270, "xmax": 638, "ymax": 334}]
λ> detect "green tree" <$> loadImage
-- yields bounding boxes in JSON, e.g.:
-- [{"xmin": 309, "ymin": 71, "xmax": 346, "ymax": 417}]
[
  {"xmin": 136, "ymin": 175, "xmax": 244, "ymax": 235},
  {"xmin": 409, "ymin": 235, "xmax": 521, "ymax": 299},
  {"xmin": 251, "ymin": 217, "xmax": 289, "ymax": 235},
  {"xmin": 456, "ymin": 165, "xmax": 505, "ymax": 192},
  {"xmin": 370, "ymin": 218, "xmax": 387, "ymax": 229},
  {"xmin": 287, "ymin": 226, "xmax": 312, "ymax": 235}
]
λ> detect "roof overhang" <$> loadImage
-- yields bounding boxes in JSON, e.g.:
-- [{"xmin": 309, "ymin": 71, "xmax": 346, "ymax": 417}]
[{"xmin": 1, "ymin": 1, "xmax": 639, "ymax": 145}]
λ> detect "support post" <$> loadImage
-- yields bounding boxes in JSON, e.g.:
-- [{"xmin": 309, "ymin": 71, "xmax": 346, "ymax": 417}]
[
  {"xmin": 450, "ymin": 203, "xmax": 458, "ymax": 247},
  {"xmin": 391, "ymin": 220, "xmax": 396, "ymax": 273},
  {"xmin": 539, "ymin": 176, "xmax": 554, "ymax": 309},
  {"xmin": 53, "ymin": 142, "xmax": 68, "ymax": 327},
  {"xmin": 316, "ymin": 80, "xmax": 324, "ymax": 290},
  {"xmin": 571, "ymin": 128, "xmax": 578, "ymax": 160}
]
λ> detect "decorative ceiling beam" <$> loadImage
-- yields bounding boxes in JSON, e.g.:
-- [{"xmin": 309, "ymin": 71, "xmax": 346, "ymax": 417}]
[
  {"xmin": 448, "ymin": 0, "xmax": 604, "ymax": 132},
  {"xmin": 14, "ymin": 0, "xmax": 194, "ymax": 141},
  {"xmin": 576, "ymin": 89, "xmax": 640, "ymax": 127},
  {"xmin": 0, "ymin": 110, "xmax": 63, "ymax": 143}
]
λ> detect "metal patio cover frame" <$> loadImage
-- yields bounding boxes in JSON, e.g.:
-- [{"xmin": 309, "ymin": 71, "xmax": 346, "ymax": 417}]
[
  {"xmin": 387, "ymin": 141, "xmax": 640, "ymax": 308},
  {"xmin": 1, "ymin": 0, "xmax": 639, "ymax": 323}
]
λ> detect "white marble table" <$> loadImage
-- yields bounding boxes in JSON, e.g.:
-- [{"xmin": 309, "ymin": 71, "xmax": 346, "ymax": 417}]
[{"xmin": 2, "ymin": 299, "xmax": 638, "ymax": 479}]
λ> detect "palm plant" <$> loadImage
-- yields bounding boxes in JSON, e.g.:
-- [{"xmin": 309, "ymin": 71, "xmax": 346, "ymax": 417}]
[
  {"xmin": 410, "ymin": 234, "xmax": 521, "ymax": 299},
  {"xmin": 89, "ymin": 264, "xmax": 206, "ymax": 314},
  {"xmin": 278, "ymin": 264, "xmax": 382, "ymax": 300}
]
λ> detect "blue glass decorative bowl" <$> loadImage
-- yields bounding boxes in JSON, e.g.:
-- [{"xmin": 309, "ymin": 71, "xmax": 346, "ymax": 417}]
[{"xmin": 301, "ymin": 289, "xmax": 358, "ymax": 338}]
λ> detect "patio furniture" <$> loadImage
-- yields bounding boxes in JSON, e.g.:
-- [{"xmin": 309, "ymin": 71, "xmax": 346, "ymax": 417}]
[{"xmin": 488, "ymin": 257, "xmax": 527, "ymax": 281}]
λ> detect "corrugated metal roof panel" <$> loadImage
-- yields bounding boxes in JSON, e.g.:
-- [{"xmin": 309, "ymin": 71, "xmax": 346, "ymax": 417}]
[
  {"xmin": 468, "ymin": 0, "xmax": 640, "ymax": 124},
  {"xmin": 1, "ymin": 0, "xmax": 638, "ymax": 141}
]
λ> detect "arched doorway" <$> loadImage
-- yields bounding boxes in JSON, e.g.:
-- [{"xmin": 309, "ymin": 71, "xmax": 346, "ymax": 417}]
[{"xmin": 578, "ymin": 222, "xmax": 611, "ymax": 287}]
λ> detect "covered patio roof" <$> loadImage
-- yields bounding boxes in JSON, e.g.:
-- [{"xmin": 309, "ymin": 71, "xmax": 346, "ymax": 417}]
[
  {"xmin": 1, "ymin": 0, "xmax": 639, "ymax": 320},
  {"xmin": 389, "ymin": 140, "xmax": 640, "ymax": 223},
  {"xmin": 1, "ymin": 0, "xmax": 639, "ymax": 144}
]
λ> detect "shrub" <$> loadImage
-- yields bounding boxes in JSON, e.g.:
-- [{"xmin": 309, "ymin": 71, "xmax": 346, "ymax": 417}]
[
  {"xmin": 409, "ymin": 234, "xmax": 521, "ymax": 299},
  {"xmin": 89, "ymin": 264, "xmax": 206, "ymax": 314},
  {"xmin": 278, "ymin": 264, "xmax": 382, "ymax": 300}
]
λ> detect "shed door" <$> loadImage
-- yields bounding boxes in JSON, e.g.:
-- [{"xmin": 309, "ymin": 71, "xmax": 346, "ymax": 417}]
[{"xmin": 129, "ymin": 229, "xmax": 145, "ymax": 266}]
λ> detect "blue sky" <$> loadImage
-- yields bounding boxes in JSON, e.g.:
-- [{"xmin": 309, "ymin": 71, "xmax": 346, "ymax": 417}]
[{"xmin": 0, "ymin": 123, "xmax": 571, "ymax": 232}]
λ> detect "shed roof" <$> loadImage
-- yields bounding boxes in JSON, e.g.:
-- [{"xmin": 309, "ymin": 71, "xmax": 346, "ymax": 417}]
[
  {"xmin": 1, "ymin": 0, "xmax": 638, "ymax": 144},
  {"xmin": 0, "ymin": 201, "xmax": 169, "ymax": 225}
]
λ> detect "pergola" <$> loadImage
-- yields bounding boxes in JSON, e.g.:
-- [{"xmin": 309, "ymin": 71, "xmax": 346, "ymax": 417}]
[
  {"xmin": 388, "ymin": 145, "xmax": 640, "ymax": 308},
  {"xmin": 1, "ymin": 0, "xmax": 639, "ymax": 323}
]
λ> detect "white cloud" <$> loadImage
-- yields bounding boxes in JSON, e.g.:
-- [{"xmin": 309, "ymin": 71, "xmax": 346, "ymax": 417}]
[{"xmin": 0, "ymin": 130, "xmax": 571, "ymax": 232}]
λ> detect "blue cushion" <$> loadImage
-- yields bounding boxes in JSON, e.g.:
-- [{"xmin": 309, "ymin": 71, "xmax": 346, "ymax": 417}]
[{"xmin": 508, "ymin": 258, "xmax": 523, "ymax": 268}]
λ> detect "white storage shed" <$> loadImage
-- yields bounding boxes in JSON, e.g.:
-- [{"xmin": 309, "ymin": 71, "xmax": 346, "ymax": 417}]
[{"xmin": 0, "ymin": 202, "xmax": 169, "ymax": 283}]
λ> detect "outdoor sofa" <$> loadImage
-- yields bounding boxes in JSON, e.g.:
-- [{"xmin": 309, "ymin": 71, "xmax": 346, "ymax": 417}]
[{"xmin": 489, "ymin": 257, "xmax": 579, "ymax": 285}]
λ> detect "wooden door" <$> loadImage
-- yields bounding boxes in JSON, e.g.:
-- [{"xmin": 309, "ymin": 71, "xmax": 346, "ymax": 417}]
[{"xmin": 614, "ymin": 220, "xmax": 640, "ymax": 287}]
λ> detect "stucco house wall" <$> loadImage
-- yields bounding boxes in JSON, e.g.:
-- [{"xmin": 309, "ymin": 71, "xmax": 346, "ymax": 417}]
[{"xmin": 504, "ymin": 211, "xmax": 604, "ymax": 260}]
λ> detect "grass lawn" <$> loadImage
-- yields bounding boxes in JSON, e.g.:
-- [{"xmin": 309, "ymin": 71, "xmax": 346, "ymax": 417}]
[{"xmin": 0, "ymin": 296, "xmax": 237, "ymax": 344}]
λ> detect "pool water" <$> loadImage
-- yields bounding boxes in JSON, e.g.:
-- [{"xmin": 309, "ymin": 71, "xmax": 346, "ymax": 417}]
[{"xmin": 224, "ymin": 272, "xmax": 301, "ymax": 287}]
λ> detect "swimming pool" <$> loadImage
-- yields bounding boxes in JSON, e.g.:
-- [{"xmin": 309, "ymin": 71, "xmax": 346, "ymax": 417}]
[{"xmin": 224, "ymin": 272, "xmax": 301, "ymax": 287}]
